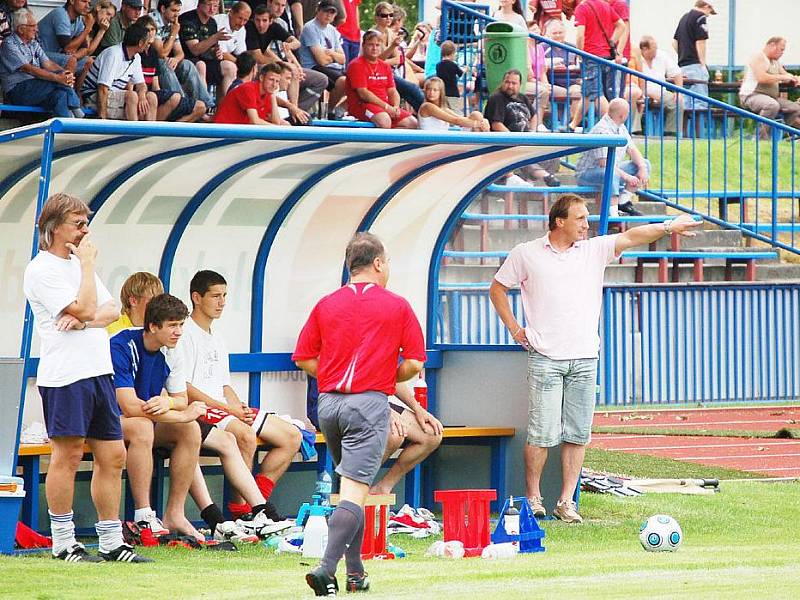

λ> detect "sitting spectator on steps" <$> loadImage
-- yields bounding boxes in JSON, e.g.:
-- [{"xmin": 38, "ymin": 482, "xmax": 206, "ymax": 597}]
[
  {"xmin": 180, "ymin": 0, "xmax": 235, "ymax": 103},
  {"xmin": 38, "ymin": 0, "xmax": 109, "ymax": 92},
  {"xmin": 740, "ymin": 36, "xmax": 800, "ymax": 138},
  {"xmin": 298, "ymin": 0, "xmax": 347, "ymax": 118},
  {"xmin": 542, "ymin": 19, "xmax": 583, "ymax": 133},
  {"xmin": 81, "ymin": 21, "xmax": 158, "ymax": 120},
  {"xmin": 97, "ymin": 0, "xmax": 143, "ymax": 55},
  {"xmin": 345, "ymin": 29, "xmax": 416, "ymax": 128},
  {"xmin": 228, "ymin": 50, "xmax": 255, "ymax": 92},
  {"xmin": 0, "ymin": 0, "xmax": 27, "ymax": 45},
  {"xmin": 484, "ymin": 69, "xmax": 560, "ymax": 187},
  {"xmin": 213, "ymin": 1, "xmax": 249, "ymax": 69},
  {"xmin": 576, "ymin": 97, "xmax": 650, "ymax": 216},
  {"xmin": 275, "ymin": 61, "xmax": 310, "ymax": 124},
  {"xmin": 637, "ymin": 35, "xmax": 683, "ymax": 135},
  {"xmin": 418, "ymin": 76, "xmax": 487, "ymax": 131},
  {"xmin": 0, "ymin": 8, "xmax": 84, "ymax": 117},
  {"xmin": 214, "ymin": 61, "xmax": 284, "ymax": 124}
]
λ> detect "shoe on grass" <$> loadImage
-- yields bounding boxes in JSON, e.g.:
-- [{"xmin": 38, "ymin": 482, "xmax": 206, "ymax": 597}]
[
  {"xmin": 346, "ymin": 572, "xmax": 369, "ymax": 593},
  {"xmin": 306, "ymin": 566, "xmax": 338, "ymax": 596},
  {"xmin": 553, "ymin": 499, "xmax": 583, "ymax": 524},
  {"xmin": 136, "ymin": 509, "xmax": 169, "ymax": 536},
  {"xmin": 214, "ymin": 520, "xmax": 259, "ymax": 544},
  {"xmin": 527, "ymin": 496, "xmax": 546, "ymax": 518},
  {"xmin": 53, "ymin": 543, "xmax": 104, "ymax": 563},
  {"xmin": 236, "ymin": 511, "xmax": 293, "ymax": 538},
  {"xmin": 99, "ymin": 543, "xmax": 154, "ymax": 563}
]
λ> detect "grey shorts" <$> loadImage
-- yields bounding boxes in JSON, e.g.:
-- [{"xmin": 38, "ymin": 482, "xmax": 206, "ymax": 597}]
[
  {"xmin": 317, "ymin": 391, "xmax": 390, "ymax": 485},
  {"xmin": 526, "ymin": 350, "xmax": 597, "ymax": 447}
]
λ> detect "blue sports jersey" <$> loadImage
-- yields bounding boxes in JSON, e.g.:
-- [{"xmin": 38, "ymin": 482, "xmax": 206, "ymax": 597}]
[{"xmin": 110, "ymin": 328, "xmax": 181, "ymax": 400}]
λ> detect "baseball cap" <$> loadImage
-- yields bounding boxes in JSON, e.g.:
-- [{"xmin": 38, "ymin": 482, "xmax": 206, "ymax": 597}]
[
  {"xmin": 317, "ymin": 0, "xmax": 338, "ymax": 13},
  {"xmin": 694, "ymin": 0, "xmax": 717, "ymax": 14},
  {"xmin": 122, "ymin": 0, "xmax": 144, "ymax": 8}
]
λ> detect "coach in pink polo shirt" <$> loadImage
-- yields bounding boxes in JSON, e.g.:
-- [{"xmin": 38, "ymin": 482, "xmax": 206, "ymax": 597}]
[{"xmin": 490, "ymin": 194, "xmax": 699, "ymax": 523}]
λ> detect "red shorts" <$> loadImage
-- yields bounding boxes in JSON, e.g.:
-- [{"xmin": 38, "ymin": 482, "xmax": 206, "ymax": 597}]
[
  {"xmin": 349, "ymin": 102, "xmax": 412, "ymax": 127},
  {"xmin": 201, "ymin": 406, "xmax": 272, "ymax": 437}
]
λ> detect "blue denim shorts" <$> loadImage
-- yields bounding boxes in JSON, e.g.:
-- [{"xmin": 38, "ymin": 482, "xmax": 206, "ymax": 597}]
[{"xmin": 526, "ymin": 351, "xmax": 597, "ymax": 447}]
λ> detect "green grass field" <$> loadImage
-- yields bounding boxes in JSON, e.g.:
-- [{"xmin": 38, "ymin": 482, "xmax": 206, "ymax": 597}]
[{"xmin": 3, "ymin": 450, "xmax": 798, "ymax": 599}]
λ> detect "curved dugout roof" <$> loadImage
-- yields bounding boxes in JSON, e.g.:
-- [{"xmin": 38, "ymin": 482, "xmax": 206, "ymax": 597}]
[{"xmin": 1, "ymin": 119, "xmax": 625, "ymax": 411}]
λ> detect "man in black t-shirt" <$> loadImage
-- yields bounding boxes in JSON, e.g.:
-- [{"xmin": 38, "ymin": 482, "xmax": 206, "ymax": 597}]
[
  {"xmin": 484, "ymin": 69, "xmax": 561, "ymax": 187},
  {"xmin": 673, "ymin": 0, "xmax": 716, "ymax": 112},
  {"xmin": 245, "ymin": 3, "xmax": 325, "ymax": 113},
  {"xmin": 179, "ymin": 0, "xmax": 235, "ymax": 101}
]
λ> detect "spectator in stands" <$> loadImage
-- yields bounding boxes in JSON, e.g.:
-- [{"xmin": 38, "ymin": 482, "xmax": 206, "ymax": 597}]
[
  {"xmin": 493, "ymin": 0, "xmax": 526, "ymax": 30},
  {"xmin": 138, "ymin": 15, "xmax": 206, "ymax": 121},
  {"xmin": 484, "ymin": 69, "xmax": 560, "ymax": 187},
  {"xmin": 572, "ymin": 0, "xmax": 625, "ymax": 130},
  {"xmin": 542, "ymin": 19, "xmax": 583, "ymax": 131},
  {"xmin": 575, "ymin": 97, "xmax": 649, "ymax": 216},
  {"xmin": 345, "ymin": 29, "xmax": 416, "ymax": 128},
  {"xmin": 406, "ymin": 21, "xmax": 431, "ymax": 71},
  {"xmin": 23, "ymin": 192, "xmax": 149, "ymax": 563},
  {"xmin": 673, "ymin": 0, "xmax": 716, "ymax": 113},
  {"xmin": 110, "ymin": 293, "xmax": 208, "ymax": 541},
  {"xmin": 489, "ymin": 195, "xmax": 700, "ymax": 524},
  {"xmin": 529, "ymin": 0, "xmax": 566, "ymax": 31},
  {"xmin": 229, "ymin": 50, "xmax": 255, "ymax": 92},
  {"xmin": 0, "ymin": 9, "xmax": 84, "ymax": 117},
  {"xmin": 371, "ymin": 2, "xmax": 423, "ymax": 112},
  {"xmin": 268, "ymin": 0, "xmax": 303, "ymax": 37},
  {"xmin": 638, "ymin": 35, "xmax": 683, "ymax": 135},
  {"xmin": 298, "ymin": 0, "xmax": 347, "ymax": 118},
  {"xmin": 82, "ymin": 21, "xmax": 158, "ymax": 120},
  {"xmin": 213, "ymin": 1, "xmax": 249, "ymax": 64},
  {"xmin": 97, "ymin": 0, "xmax": 143, "ymax": 54},
  {"xmin": 214, "ymin": 61, "xmax": 284, "ymax": 124},
  {"xmin": 605, "ymin": 0, "xmax": 642, "ymax": 130},
  {"xmin": 389, "ymin": 5, "xmax": 424, "ymax": 87},
  {"xmin": 246, "ymin": 1, "xmax": 327, "ymax": 115},
  {"xmin": 418, "ymin": 76, "xmax": 487, "ymax": 130},
  {"xmin": 180, "ymin": 0, "xmax": 235, "ymax": 102},
  {"xmin": 107, "ymin": 271, "xmax": 163, "ymax": 335},
  {"xmin": 435, "ymin": 40, "xmax": 462, "ymax": 111},
  {"xmin": 740, "ymin": 36, "xmax": 800, "ymax": 136},
  {"xmin": 38, "ymin": 0, "xmax": 107, "ymax": 91},
  {"xmin": 526, "ymin": 21, "xmax": 550, "ymax": 132},
  {"xmin": 149, "ymin": 0, "xmax": 214, "ymax": 112},
  {"xmin": 337, "ymin": 0, "xmax": 360, "ymax": 65},
  {"xmin": 175, "ymin": 270, "xmax": 302, "ymax": 525},
  {"xmin": 86, "ymin": 1, "xmax": 116, "ymax": 52},
  {"xmin": 275, "ymin": 61, "xmax": 310, "ymax": 123},
  {"xmin": 294, "ymin": 232, "xmax": 426, "ymax": 596},
  {"xmin": 0, "ymin": 0, "xmax": 26, "ymax": 45}
]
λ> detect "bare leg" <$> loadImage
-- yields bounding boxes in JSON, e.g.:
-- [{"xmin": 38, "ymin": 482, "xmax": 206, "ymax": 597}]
[
  {"xmin": 45, "ymin": 436, "xmax": 85, "ymax": 514},
  {"xmin": 122, "ymin": 417, "xmax": 154, "ymax": 510},
  {"xmin": 225, "ymin": 419, "xmax": 258, "ymax": 505},
  {"xmin": 256, "ymin": 415, "xmax": 302, "ymax": 482},
  {"xmin": 87, "ymin": 438, "xmax": 126, "ymax": 521},
  {"xmin": 524, "ymin": 443, "xmax": 548, "ymax": 499},
  {"xmin": 329, "ymin": 77, "xmax": 347, "ymax": 108},
  {"xmin": 155, "ymin": 421, "xmax": 203, "ymax": 540},
  {"xmin": 559, "ymin": 442, "xmax": 585, "ymax": 502},
  {"xmin": 203, "ymin": 427, "xmax": 265, "ymax": 507}
]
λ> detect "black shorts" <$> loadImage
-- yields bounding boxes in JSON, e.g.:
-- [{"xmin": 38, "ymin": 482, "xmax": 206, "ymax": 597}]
[
  {"xmin": 312, "ymin": 65, "xmax": 344, "ymax": 91},
  {"xmin": 40, "ymin": 375, "xmax": 122, "ymax": 441}
]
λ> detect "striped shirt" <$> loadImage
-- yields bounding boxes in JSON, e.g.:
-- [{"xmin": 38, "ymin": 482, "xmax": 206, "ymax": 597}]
[
  {"xmin": 81, "ymin": 43, "xmax": 143, "ymax": 99},
  {"xmin": 0, "ymin": 33, "xmax": 49, "ymax": 93}
]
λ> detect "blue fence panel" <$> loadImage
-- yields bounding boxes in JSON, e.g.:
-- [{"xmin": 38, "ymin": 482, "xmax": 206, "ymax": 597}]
[{"xmin": 436, "ymin": 284, "xmax": 800, "ymax": 405}]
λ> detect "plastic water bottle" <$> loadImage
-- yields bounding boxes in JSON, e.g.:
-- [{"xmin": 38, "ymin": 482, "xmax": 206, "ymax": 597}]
[
  {"xmin": 504, "ymin": 496, "xmax": 520, "ymax": 536},
  {"xmin": 302, "ymin": 505, "xmax": 329, "ymax": 558},
  {"xmin": 425, "ymin": 540, "xmax": 464, "ymax": 559},
  {"xmin": 413, "ymin": 377, "xmax": 428, "ymax": 410},
  {"xmin": 315, "ymin": 471, "xmax": 332, "ymax": 506},
  {"xmin": 481, "ymin": 542, "xmax": 519, "ymax": 559}
]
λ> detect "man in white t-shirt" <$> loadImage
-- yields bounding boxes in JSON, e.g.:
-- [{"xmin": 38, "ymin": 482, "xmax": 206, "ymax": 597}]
[
  {"xmin": 22, "ymin": 193, "xmax": 149, "ymax": 563},
  {"xmin": 638, "ymin": 35, "xmax": 683, "ymax": 135},
  {"xmin": 213, "ymin": 1, "xmax": 249, "ymax": 62},
  {"xmin": 175, "ymin": 270, "xmax": 302, "ymax": 523}
]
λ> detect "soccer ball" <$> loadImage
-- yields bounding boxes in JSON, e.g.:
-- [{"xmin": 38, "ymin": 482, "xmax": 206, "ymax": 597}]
[{"xmin": 639, "ymin": 515, "xmax": 683, "ymax": 552}]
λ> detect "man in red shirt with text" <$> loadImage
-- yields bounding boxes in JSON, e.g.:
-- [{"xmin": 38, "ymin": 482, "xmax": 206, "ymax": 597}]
[
  {"xmin": 214, "ymin": 62, "xmax": 286, "ymax": 124},
  {"xmin": 294, "ymin": 232, "xmax": 426, "ymax": 595},
  {"xmin": 345, "ymin": 29, "xmax": 417, "ymax": 129}
]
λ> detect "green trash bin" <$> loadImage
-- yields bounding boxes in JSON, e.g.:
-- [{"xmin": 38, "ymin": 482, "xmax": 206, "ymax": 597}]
[{"xmin": 484, "ymin": 22, "xmax": 530, "ymax": 95}]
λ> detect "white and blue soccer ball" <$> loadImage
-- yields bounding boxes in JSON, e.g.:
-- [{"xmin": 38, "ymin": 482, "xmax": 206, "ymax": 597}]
[{"xmin": 639, "ymin": 515, "xmax": 683, "ymax": 552}]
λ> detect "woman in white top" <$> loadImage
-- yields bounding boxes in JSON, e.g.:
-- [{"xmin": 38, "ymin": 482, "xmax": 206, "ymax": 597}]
[
  {"xmin": 418, "ymin": 77, "xmax": 489, "ymax": 131},
  {"xmin": 493, "ymin": 0, "xmax": 528, "ymax": 30}
]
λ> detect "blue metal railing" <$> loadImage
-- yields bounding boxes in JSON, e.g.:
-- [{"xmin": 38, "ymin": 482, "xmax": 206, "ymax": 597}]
[
  {"xmin": 436, "ymin": 283, "xmax": 800, "ymax": 404},
  {"xmin": 440, "ymin": 1, "xmax": 800, "ymax": 256}
]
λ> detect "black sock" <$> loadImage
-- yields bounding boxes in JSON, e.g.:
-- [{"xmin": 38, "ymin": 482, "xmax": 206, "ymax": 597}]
[
  {"xmin": 343, "ymin": 505, "xmax": 365, "ymax": 576},
  {"xmin": 320, "ymin": 500, "xmax": 362, "ymax": 578},
  {"xmin": 250, "ymin": 503, "xmax": 267, "ymax": 517},
  {"xmin": 200, "ymin": 503, "xmax": 224, "ymax": 534}
]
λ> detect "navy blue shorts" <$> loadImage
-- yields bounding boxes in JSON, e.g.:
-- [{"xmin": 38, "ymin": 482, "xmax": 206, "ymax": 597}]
[{"xmin": 39, "ymin": 375, "xmax": 123, "ymax": 441}]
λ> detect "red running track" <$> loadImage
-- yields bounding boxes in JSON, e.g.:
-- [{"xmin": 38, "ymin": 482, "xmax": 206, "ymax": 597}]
[{"xmin": 590, "ymin": 406, "xmax": 800, "ymax": 477}]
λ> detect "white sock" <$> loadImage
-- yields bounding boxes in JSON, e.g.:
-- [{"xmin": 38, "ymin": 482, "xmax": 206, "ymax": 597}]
[
  {"xmin": 96, "ymin": 520, "xmax": 125, "ymax": 554},
  {"xmin": 133, "ymin": 507, "xmax": 153, "ymax": 523},
  {"xmin": 49, "ymin": 510, "xmax": 76, "ymax": 556},
  {"xmin": 609, "ymin": 205, "xmax": 620, "ymax": 217}
]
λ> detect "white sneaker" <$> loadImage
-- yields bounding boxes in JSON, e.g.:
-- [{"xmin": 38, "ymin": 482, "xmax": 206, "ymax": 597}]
[
  {"xmin": 235, "ymin": 511, "xmax": 294, "ymax": 538},
  {"xmin": 214, "ymin": 520, "xmax": 260, "ymax": 544},
  {"xmin": 136, "ymin": 509, "xmax": 169, "ymax": 536},
  {"xmin": 536, "ymin": 124, "xmax": 550, "ymax": 132}
]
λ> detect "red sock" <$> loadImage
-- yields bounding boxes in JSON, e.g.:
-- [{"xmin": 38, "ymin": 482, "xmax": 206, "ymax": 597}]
[
  {"xmin": 255, "ymin": 474, "xmax": 275, "ymax": 501},
  {"xmin": 227, "ymin": 502, "xmax": 251, "ymax": 519}
]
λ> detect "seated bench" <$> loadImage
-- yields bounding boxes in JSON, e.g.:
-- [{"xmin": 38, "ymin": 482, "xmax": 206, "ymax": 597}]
[{"xmin": 15, "ymin": 426, "xmax": 515, "ymax": 532}]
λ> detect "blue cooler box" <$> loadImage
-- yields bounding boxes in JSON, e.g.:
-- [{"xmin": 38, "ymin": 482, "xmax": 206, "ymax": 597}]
[{"xmin": 0, "ymin": 476, "xmax": 25, "ymax": 554}]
